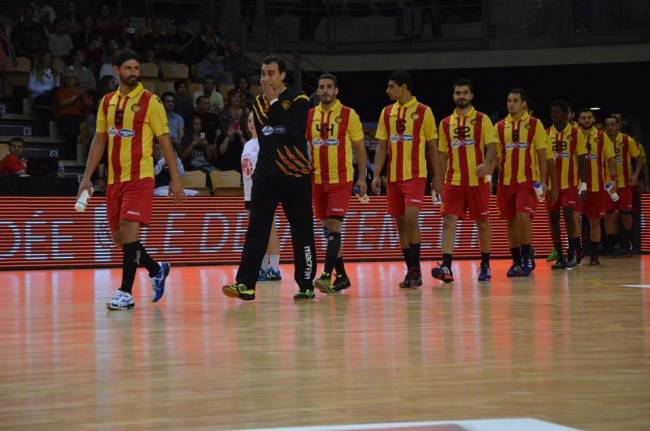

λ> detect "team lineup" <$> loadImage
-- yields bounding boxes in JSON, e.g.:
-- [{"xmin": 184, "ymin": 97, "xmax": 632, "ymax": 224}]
[{"xmin": 78, "ymin": 51, "xmax": 645, "ymax": 309}]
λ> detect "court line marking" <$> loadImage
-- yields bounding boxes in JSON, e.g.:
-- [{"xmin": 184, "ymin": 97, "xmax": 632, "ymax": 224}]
[
  {"xmin": 233, "ymin": 418, "xmax": 578, "ymax": 431},
  {"xmin": 620, "ymin": 284, "xmax": 650, "ymax": 289}
]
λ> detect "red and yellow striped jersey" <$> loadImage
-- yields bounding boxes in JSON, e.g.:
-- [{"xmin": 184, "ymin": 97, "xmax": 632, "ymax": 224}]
[
  {"xmin": 547, "ymin": 123, "xmax": 587, "ymax": 190},
  {"xmin": 439, "ymin": 107, "xmax": 496, "ymax": 187},
  {"xmin": 582, "ymin": 128, "xmax": 615, "ymax": 192},
  {"xmin": 375, "ymin": 97, "xmax": 437, "ymax": 182},
  {"xmin": 495, "ymin": 112, "xmax": 549, "ymax": 185},
  {"xmin": 97, "ymin": 83, "xmax": 169, "ymax": 185},
  {"xmin": 306, "ymin": 100, "xmax": 364, "ymax": 185},
  {"xmin": 611, "ymin": 132, "xmax": 641, "ymax": 187}
]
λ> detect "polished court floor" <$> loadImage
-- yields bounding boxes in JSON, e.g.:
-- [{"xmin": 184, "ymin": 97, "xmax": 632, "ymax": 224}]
[{"xmin": 1, "ymin": 257, "xmax": 650, "ymax": 431}]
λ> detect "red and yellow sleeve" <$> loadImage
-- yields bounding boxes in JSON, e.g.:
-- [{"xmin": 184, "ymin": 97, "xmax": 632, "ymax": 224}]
[
  {"xmin": 575, "ymin": 129, "xmax": 587, "ymax": 156},
  {"xmin": 535, "ymin": 120, "xmax": 552, "ymax": 159},
  {"xmin": 603, "ymin": 134, "xmax": 615, "ymax": 160},
  {"xmin": 148, "ymin": 95, "xmax": 170, "ymax": 137},
  {"xmin": 480, "ymin": 115, "xmax": 496, "ymax": 145},
  {"xmin": 375, "ymin": 108, "xmax": 388, "ymax": 140},
  {"xmin": 629, "ymin": 137, "xmax": 641, "ymax": 158},
  {"xmin": 348, "ymin": 109, "xmax": 365, "ymax": 142},
  {"xmin": 96, "ymin": 95, "xmax": 108, "ymax": 133},
  {"xmin": 423, "ymin": 107, "xmax": 437, "ymax": 141},
  {"xmin": 438, "ymin": 120, "xmax": 448, "ymax": 153}
]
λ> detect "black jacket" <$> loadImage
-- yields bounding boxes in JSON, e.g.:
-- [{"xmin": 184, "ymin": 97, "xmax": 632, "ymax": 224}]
[{"xmin": 251, "ymin": 87, "xmax": 311, "ymax": 179}]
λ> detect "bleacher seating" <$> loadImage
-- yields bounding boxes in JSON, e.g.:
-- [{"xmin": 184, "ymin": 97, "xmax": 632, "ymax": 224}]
[{"xmin": 210, "ymin": 169, "xmax": 243, "ymax": 196}]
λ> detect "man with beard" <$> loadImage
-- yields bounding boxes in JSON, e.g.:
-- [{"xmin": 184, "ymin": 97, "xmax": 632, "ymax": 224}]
[
  {"xmin": 307, "ymin": 73, "xmax": 368, "ymax": 294},
  {"xmin": 222, "ymin": 55, "xmax": 317, "ymax": 301},
  {"xmin": 78, "ymin": 49, "xmax": 184, "ymax": 310},
  {"xmin": 372, "ymin": 70, "xmax": 438, "ymax": 289},
  {"xmin": 577, "ymin": 108, "xmax": 617, "ymax": 265},
  {"xmin": 431, "ymin": 78, "xmax": 497, "ymax": 283},
  {"xmin": 545, "ymin": 100, "xmax": 587, "ymax": 269},
  {"xmin": 494, "ymin": 88, "xmax": 553, "ymax": 277},
  {"xmin": 603, "ymin": 115, "xmax": 644, "ymax": 255}
]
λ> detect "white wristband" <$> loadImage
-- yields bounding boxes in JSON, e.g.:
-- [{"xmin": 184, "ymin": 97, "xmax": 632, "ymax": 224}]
[
  {"xmin": 578, "ymin": 182, "xmax": 587, "ymax": 193},
  {"xmin": 270, "ymin": 98, "xmax": 279, "ymax": 105}
]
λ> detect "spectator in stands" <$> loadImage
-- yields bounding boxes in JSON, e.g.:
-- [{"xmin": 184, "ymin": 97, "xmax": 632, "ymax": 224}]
[
  {"xmin": 196, "ymin": 47, "xmax": 227, "ymax": 85},
  {"xmin": 236, "ymin": 75, "xmax": 254, "ymax": 108},
  {"xmin": 153, "ymin": 139, "xmax": 197, "ymax": 196},
  {"xmin": 217, "ymin": 89, "xmax": 248, "ymax": 172},
  {"xmin": 98, "ymin": 41, "xmax": 120, "ymax": 81},
  {"xmin": 85, "ymin": 33, "xmax": 105, "ymax": 73},
  {"xmin": 167, "ymin": 17, "xmax": 194, "ymax": 66},
  {"xmin": 68, "ymin": 48, "xmax": 96, "ymax": 91},
  {"xmin": 31, "ymin": 0, "xmax": 56, "ymax": 30},
  {"xmin": 97, "ymin": 74, "xmax": 117, "ymax": 97},
  {"xmin": 173, "ymin": 79, "xmax": 194, "ymax": 118},
  {"xmin": 95, "ymin": 4, "xmax": 115, "ymax": 41},
  {"xmin": 10, "ymin": 5, "xmax": 48, "ymax": 58},
  {"xmin": 221, "ymin": 40, "xmax": 244, "ymax": 81},
  {"xmin": 190, "ymin": 95, "xmax": 223, "ymax": 146},
  {"xmin": 62, "ymin": 1, "xmax": 80, "ymax": 34},
  {"xmin": 116, "ymin": 15, "xmax": 138, "ymax": 50},
  {"xmin": 180, "ymin": 115, "xmax": 218, "ymax": 174},
  {"xmin": 162, "ymin": 92, "xmax": 185, "ymax": 148},
  {"xmin": 28, "ymin": 50, "xmax": 59, "ymax": 104},
  {"xmin": 193, "ymin": 75, "xmax": 224, "ymax": 114},
  {"xmin": 49, "ymin": 18, "xmax": 74, "ymax": 59},
  {"xmin": 140, "ymin": 17, "xmax": 167, "ymax": 62},
  {"xmin": 54, "ymin": 70, "xmax": 93, "ymax": 159},
  {"xmin": 196, "ymin": 21, "xmax": 224, "ymax": 61},
  {"xmin": 0, "ymin": 137, "xmax": 27, "ymax": 176},
  {"xmin": 72, "ymin": 16, "xmax": 94, "ymax": 49},
  {"xmin": 0, "ymin": 17, "xmax": 16, "ymax": 79}
]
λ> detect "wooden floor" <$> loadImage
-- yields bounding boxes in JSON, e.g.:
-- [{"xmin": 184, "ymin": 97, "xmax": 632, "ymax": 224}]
[{"xmin": 1, "ymin": 257, "xmax": 650, "ymax": 431}]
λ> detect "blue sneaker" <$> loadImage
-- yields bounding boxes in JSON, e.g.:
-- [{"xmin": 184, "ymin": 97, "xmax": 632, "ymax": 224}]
[
  {"xmin": 521, "ymin": 255, "xmax": 534, "ymax": 276},
  {"xmin": 258, "ymin": 268, "xmax": 269, "ymax": 281},
  {"xmin": 107, "ymin": 290, "xmax": 135, "ymax": 310},
  {"xmin": 507, "ymin": 263, "xmax": 524, "ymax": 277},
  {"xmin": 478, "ymin": 265, "xmax": 491, "ymax": 281},
  {"xmin": 151, "ymin": 262, "xmax": 170, "ymax": 302},
  {"xmin": 265, "ymin": 268, "xmax": 282, "ymax": 281}
]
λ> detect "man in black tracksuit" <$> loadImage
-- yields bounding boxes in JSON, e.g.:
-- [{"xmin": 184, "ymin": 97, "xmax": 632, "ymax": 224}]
[{"xmin": 222, "ymin": 55, "xmax": 317, "ymax": 301}]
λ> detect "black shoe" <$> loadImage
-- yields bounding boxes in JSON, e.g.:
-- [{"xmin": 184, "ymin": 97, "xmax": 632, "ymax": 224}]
[
  {"xmin": 293, "ymin": 288, "xmax": 315, "ymax": 301},
  {"xmin": 551, "ymin": 257, "xmax": 566, "ymax": 270},
  {"xmin": 565, "ymin": 252, "xmax": 577, "ymax": 268},
  {"xmin": 332, "ymin": 274, "xmax": 351, "ymax": 291},
  {"xmin": 400, "ymin": 269, "xmax": 422, "ymax": 289}
]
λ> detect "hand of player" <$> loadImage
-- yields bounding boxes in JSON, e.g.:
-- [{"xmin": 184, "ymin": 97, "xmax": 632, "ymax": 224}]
[
  {"xmin": 169, "ymin": 178, "xmax": 185, "ymax": 204},
  {"xmin": 77, "ymin": 178, "xmax": 94, "ymax": 199},
  {"xmin": 630, "ymin": 174, "xmax": 639, "ymax": 187},
  {"xmin": 432, "ymin": 177, "xmax": 442, "ymax": 196},
  {"xmin": 261, "ymin": 79, "xmax": 280, "ymax": 102},
  {"xmin": 355, "ymin": 179, "xmax": 367, "ymax": 198},
  {"xmin": 475, "ymin": 163, "xmax": 492, "ymax": 178},
  {"xmin": 371, "ymin": 176, "xmax": 382, "ymax": 195},
  {"xmin": 550, "ymin": 186, "xmax": 559, "ymax": 204}
]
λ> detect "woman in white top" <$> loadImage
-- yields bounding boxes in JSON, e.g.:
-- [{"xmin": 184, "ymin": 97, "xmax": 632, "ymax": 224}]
[
  {"xmin": 27, "ymin": 50, "xmax": 59, "ymax": 102},
  {"xmin": 241, "ymin": 110, "xmax": 282, "ymax": 281}
]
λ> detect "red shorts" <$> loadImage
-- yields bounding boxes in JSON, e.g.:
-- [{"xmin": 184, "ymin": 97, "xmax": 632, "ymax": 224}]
[
  {"xmin": 496, "ymin": 181, "xmax": 538, "ymax": 220},
  {"xmin": 312, "ymin": 181, "xmax": 352, "ymax": 220},
  {"xmin": 441, "ymin": 183, "xmax": 490, "ymax": 220},
  {"xmin": 546, "ymin": 187, "xmax": 582, "ymax": 212},
  {"xmin": 386, "ymin": 178, "xmax": 426, "ymax": 217},
  {"xmin": 583, "ymin": 190, "xmax": 607, "ymax": 219},
  {"xmin": 606, "ymin": 186, "xmax": 633, "ymax": 213},
  {"xmin": 106, "ymin": 178, "xmax": 155, "ymax": 233}
]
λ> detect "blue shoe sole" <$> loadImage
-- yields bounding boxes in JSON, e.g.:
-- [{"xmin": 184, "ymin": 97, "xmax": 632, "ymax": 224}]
[{"xmin": 152, "ymin": 263, "xmax": 170, "ymax": 302}]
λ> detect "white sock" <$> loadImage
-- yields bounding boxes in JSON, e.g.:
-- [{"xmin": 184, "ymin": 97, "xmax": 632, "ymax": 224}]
[
  {"xmin": 261, "ymin": 253, "xmax": 271, "ymax": 271},
  {"xmin": 269, "ymin": 254, "xmax": 280, "ymax": 271}
]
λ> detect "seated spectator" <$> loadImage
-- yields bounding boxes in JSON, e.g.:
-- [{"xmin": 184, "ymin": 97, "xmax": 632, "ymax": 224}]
[
  {"xmin": 217, "ymin": 89, "xmax": 249, "ymax": 172},
  {"xmin": 72, "ymin": 16, "xmax": 94, "ymax": 50},
  {"xmin": 153, "ymin": 140, "xmax": 199, "ymax": 196},
  {"xmin": 31, "ymin": 0, "xmax": 57, "ymax": 30},
  {"xmin": 180, "ymin": 115, "xmax": 218, "ymax": 174},
  {"xmin": 54, "ymin": 70, "xmax": 93, "ymax": 159},
  {"xmin": 10, "ymin": 5, "xmax": 47, "ymax": 58},
  {"xmin": 0, "ymin": 137, "xmax": 28, "ymax": 176},
  {"xmin": 62, "ymin": 1, "xmax": 81, "ymax": 34},
  {"xmin": 188, "ymin": 95, "xmax": 223, "ymax": 146},
  {"xmin": 195, "ymin": 21, "xmax": 224, "ymax": 61},
  {"xmin": 28, "ymin": 50, "xmax": 59, "ymax": 104},
  {"xmin": 162, "ymin": 92, "xmax": 185, "ymax": 148},
  {"xmin": 48, "ymin": 18, "xmax": 74, "ymax": 59},
  {"xmin": 222, "ymin": 40, "xmax": 244, "ymax": 80},
  {"xmin": 139, "ymin": 17, "xmax": 167, "ymax": 61},
  {"xmin": 195, "ymin": 47, "xmax": 227, "ymax": 85},
  {"xmin": 193, "ymin": 75, "xmax": 224, "ymax": 114},
  {"xmin": 116, "ymin": 15, "xmax": 138, "ymax": 50},
  {"xmin": 0, "ymin": 18, "xmax": 16, "ymax": 76},
  {"xmin": 85, "ymin": 33, "xmax": 106, "ymax": 73},
  {"xmin": 94, "ymin": 4, "xmax": 115, "ymax": 42},
  {"xmin": 173, "ymin": 79, "xmax": 194, "ymax": 118},
  {"xmin": 97, "ymin": 74, "xmax": 117, "ymax": 97},
  {"xmin": 236, "ymin": 75, "xmax": 254, "ymax": 108},
  {"xmin": 98, "ymin": 43, "xmax": 120, "ymax": 81},
  {"xmin": 68, "ymin": 48, "xmax": 96, "ymax": 91},
  {"xmin": 167, "ymin": 17, "xmax": 194, "ymax": 65}
]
